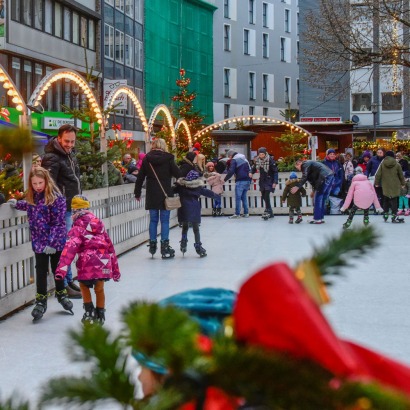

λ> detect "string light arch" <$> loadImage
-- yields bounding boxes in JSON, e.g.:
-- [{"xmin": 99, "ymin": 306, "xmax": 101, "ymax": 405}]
[
  {"xmin": 27, "ymin": 68, "xmax": 103, "ymax": 124},
  {"xmin": 147, "ymin": 104, "xmax": 175, "ymax": 143},
  {"xmin": 0, "ymin": 64, "xmax": 27, "ymax": 115},
  {"xmin": 174, "ymin": 118, "xmax": 192, "ymax": 149}
]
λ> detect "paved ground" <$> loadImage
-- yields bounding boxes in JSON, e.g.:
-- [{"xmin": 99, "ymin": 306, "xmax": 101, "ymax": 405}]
[{"xmin": 1, "ymin": 214, "xmax": 410, "ymax": 407}]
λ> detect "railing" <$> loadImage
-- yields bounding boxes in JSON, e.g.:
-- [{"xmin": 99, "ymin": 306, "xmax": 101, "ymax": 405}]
[{"xmin": 0, "ymin": 172, "xmax": 312, "ymax": 318}]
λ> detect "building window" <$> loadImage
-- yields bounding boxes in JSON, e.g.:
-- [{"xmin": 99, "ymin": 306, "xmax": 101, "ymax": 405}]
[
  {"xmin": 352, "ymin": 93, "xmax": 372, "ymax": 111},
  {"xmin": 63, "ymin": 7, "xmax": 71, "ymax": 41},
  {"xmin": 262, "ymin": 2, "xmax": 268, "ymax": 27},
  {"xmin": 285, "ymin": 77, "xmax": 290, "ymax": 103},
  {"xmin": 297, "ymin": 12, "xmax": 299, "ymax": 35},
  {"xmin": 88, "ymin": 19, "xmax": 95, "ymax": 50},
  {"xmin": 34, "ymin": 0, "xmax": 43, "ymax": 30},
  {"xmin": 54, "ymin": 2, "xmax": 62, "ymax": 38},
  {"xmin": 280, "ymin": 37, "xmax": 286, "ymax": 61},
  {"xmin": 262, "ymin": 33, "xmax": 268, "ymax": 58},
  {"xmin": 224, "ymin": 24, "xmax": 231, "ymax": 51},
  {"xmin": 381, "ymin": 92, "xmax": 402, "ymax": 111},
  {"xmin": 224, "ymin": 0, "xmax": 230, "ymax": 18},
  {"xmin": 297, "ymin": 79, "xmax": 300, "ymax": 105},
  {"xmin": 105, "ymin": 24, "xmax": 114, "ymax": 59},
  {"xmin": 135, "ymin": 39, "xmax": 143, "ymax": 70},
  {"xmin": 297, "ymin": 41, "xmax": 299, "ymax": 63},
  {"xmin": 285, "ymin": 9, "xmax": 290, "ymax": 32},
  {"xmin": 263, "ymin": 107, "xmax": 268, "ymax": 118},
  {"xmin": 72, "ymin": 12, "xmax": 80, "ymax": 44},
  {"xmin": 249, "ymin": 0, "xmax": 254, "ymax": 24},
  {"xmin": 44, "ymin": 0, "xmax": 52, "ymax": 33},
  {"xmin": 125, "ymin": 0, "xmax": 134, "ymax": 17},
  {"xmin": 224, "ymin": 68, "xmax": 230, "ymax": 97},
  {"xmin": 105, "ymin": 0, "xmax": 114, "ymax": 5},
  {"xmin": 262, "ymin": 74, "xmax": 268, "ymax": 101},
  {"xmin": 244, "ymin": 29, "xmax": 249, "ymax": 55},
  {"xmin": 116, "ymin": 0, "xmax": 124, "ymax": 13},
  {"xmin": 115, "ymin": 29, "xmax": 124, "ymax": 63},
  {"xmin": 125, "ymin": 34, "xmax": 134, "ymax": 67},
  {"xmin": 224, "ymin": 104, "xmax": 230, "ymax": 119},
  {"xmin": 249, "ymin": 72, "xmax": 255, "ymax": 100},
  {"xmin": 135, "ymin": 0, "xmax": 143, "ymax": 22}
]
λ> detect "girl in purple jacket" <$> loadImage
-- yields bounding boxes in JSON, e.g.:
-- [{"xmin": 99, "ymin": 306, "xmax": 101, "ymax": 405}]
[
  {"xmin": 8, "ymin": 167, "xmax": 73, "ymax": 321},
  {"xmin": 55, "ymin": 195, "xmax": 121, "ymax": 325}
]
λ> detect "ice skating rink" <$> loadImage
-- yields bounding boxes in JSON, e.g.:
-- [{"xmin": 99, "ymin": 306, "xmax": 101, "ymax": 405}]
[{"xmin": 1, "ymin": 214, "xmax": 410, "ymax": 406}]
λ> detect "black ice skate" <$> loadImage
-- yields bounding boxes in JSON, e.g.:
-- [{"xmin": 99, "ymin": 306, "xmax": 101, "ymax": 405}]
[
  {"xmin": 363, "ymin": 216, "xmax": 370, "ymax": 226},
  {"xmin": 31, "ymin": 293, "xmax": 47, "ymax": 322},
  {"xmin": 295, "ymin": 215, "xmax": 303, "ymax": 224},
  {"xmin": 343, "ymin": 219, "xmax": 352, "ymax": 230},
  {"xmin": 82, "ymin": 302, "xmax": 96, "ymax": 324},
  {"xmin": 392, "ymin": 215, "xmax": 405, "ymax": 223},
  {"xmin": 147, "ymin": 240, "xmax": 157, "ymax": 258},
  {"xmin": 216, "ymin": 208, "xmax": 223, "ymax": 216},
  {"xmin": 55, "ymin": 289, "xmax": 74, "ymax": 315},
  {"xmin": 161, "ymin": 240, "xmax": 175, "ymax": 259},
  {"xmin": 180, "ymin": 236, "xmax": 188, "ymax": 256},
  {"xmin": 194, "ymin": 242, "xmax": 207, "ymax": 257},
  {"xmin": 212, "ymin": 208, "xmax": 217, "ymax": 217},
  {"xmin": 383, "ymin": 213, "xmax": 389, "ymax": 222},
  {"xmin": 261, "ymin": 209, "xmax": 273, "ymax": 220},
  {"xmin": 95, "ymin": 307, "xmax": 105, "ymax": 326}
]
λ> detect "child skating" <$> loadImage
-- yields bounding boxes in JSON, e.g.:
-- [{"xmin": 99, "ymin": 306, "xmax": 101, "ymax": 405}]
[
  {"xmin": 8, "ymin": 167, "xmax": 73, "ymax": 321},
  {"xmin": 174, "ymin": 170, "xmax": 220, "ymax": 257},
  {"xmin": 55, "ymin": 195, "xmax": 120, "ymax": 324},
  {"xmin": 397, "ymin": 172, "xmax": 410, "ymax": 216},
  {"xmin": 281, "ymin": 172, "xmax": 306, "ymax": 224},
  {"xmin": 204, "ymin": 161, "xmax": 225, "ymax": 216},
  {"xmin": 340, "ymin": 174, "xmax": 383, "ymax": 229}
]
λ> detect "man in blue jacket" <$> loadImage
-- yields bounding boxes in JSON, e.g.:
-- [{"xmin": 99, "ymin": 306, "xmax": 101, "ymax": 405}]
[{"xmin": 224, "ymin": 150, "xmax": 252, "ymax": 219}]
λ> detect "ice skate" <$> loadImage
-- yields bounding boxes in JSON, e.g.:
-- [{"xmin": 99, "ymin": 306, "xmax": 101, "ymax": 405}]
[
  {"xmin": 147, "ymin": 240, "xmax": 157, "ymax": 258},
  {"xmin": 216, "ymin": 208, "xmax": 223, "ymax": 216},
  {"xmin": 82, "ymin": 302, "xmax": 95, "ymax": 324},
  {"xmin": 194, "ymin": 242, "xmax": 207, "ymax": 257},
  {"xmin": 31, "ymin": 293, "xmax": 47, "ymax": 322},
  {"xmin": 212, "ymin": 208, "xmax": 217, "ymax": 217},
  {"xmin": 405, "ymin": 209, "xmax": 410, "ymax": 216},
  {"xmin": 180, "ymin": 236, "xmax": 188, "ymax": 256},
  {"xmin": 397, "ymin": 209, "xmax": 404, "ymax": 216},
  {"xmin": 343, "ymin": 219, "xmax": 352, "ymax": 230},
  {"xmin": 392, "ymin": 215, "xmax": 405, "ymax": 223},
  {"xmin": 95, "ymin": 308, "xmax": 105, "ymax": 326},
  {"xmin": 383, "ymin": 213, "xmax": 389, "ymax": 222},
  {"xmin": 288, "ymin": 217, "xmax": 294, "ymax": 224},
  {"xmin": 261, "ymin": 209, "xmax": 272, "ymax": 220},
  {"xmin": 295, "ymin": 215, "xmax": 303, "ymax": 224},
  {"xmin": 55, "ymin": 289, "xmax": 74, "ymax": 315},
  {"xmin": 161, "ymin": 240, "xmax": 175, "ymax": 259},
  {"xmin": 363, "ymin": 216, "xmax": 370, "ymax": 226}
]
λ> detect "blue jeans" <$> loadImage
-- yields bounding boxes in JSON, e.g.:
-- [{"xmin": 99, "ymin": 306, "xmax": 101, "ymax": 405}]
[
  {"xmin": 313, "ymin": 175, "xmax": 334, "ymax": 221},
  {"xmin": 149, "ymin": 209, "xmax": 170, "ymax": 241},
  {"xmin": 213, "ymin": 195, "xmax": 222, "ymax": 208},
  {"xmin": 64, "ymin": 211, "xmax": 73, "ymax": 286},
  {"xmin": 235, "ymin": 180, "xmax": 250, "ymax": 216}
]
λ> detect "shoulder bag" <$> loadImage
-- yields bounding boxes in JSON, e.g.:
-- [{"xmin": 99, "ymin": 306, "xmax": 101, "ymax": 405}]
[{"xmin": 149, "ymin": 162, "xmax": 181, "ymax": 210}]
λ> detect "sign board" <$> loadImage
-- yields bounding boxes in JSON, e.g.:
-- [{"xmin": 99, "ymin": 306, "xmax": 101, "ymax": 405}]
[
  {"xmin": 298, "ymin": 117, "xmax": 342, "ymax": 124},
  {"xmin": 308, "ymin": 135, "xmax": 318, "ymax": 149},
  {"xmin": 42, "ymin": 117, "xmax": 82, "ymax": 130},
  {"xmin": 104, "ymin": 79, "xmax": 128, "ymax": 110}
]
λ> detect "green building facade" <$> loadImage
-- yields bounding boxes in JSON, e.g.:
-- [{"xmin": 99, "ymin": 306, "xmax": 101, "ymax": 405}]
[{"xmin": 145, "ymin": 0, "xmax": 216, "ymax": 125}]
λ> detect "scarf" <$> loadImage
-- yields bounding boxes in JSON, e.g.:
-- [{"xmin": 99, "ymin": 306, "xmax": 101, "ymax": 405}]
[{"xmin": 255, "ymin": 154, "xmax": 270, "ymax": 173}]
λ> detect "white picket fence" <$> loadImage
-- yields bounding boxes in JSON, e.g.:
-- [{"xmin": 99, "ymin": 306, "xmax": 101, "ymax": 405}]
[{"xmin": 0, "ymin": 172, "xmax": 312, "ymax": 318}]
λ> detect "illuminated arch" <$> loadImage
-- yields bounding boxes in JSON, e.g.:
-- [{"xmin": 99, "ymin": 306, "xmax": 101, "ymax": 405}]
[
  {"xmin": 194, "ymin": 115, "xmax": 312, "ymax": 138},
  {"xmin": 174, "ymin": 118, "xmax": 192, "ymax": 149},
  {"xmin": 28, "ymin": 68, "xmax": 103, "ymax": 124},
  {"xmin": 0, "ymin": 64, "xmax": 27, "ymax": 115},
  {"xmin": 104, "ymin": 85, "xmax": 148, "ymax": 132},
  {"xmin": 147, "ymin": 104, "xmax": 175, "ymax": 143}
]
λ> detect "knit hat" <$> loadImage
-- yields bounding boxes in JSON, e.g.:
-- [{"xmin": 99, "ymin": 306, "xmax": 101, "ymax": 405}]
[
  {"xmin": 206, "ymin": 161, "xmax": 215, "ymax": 170},
  {"xmin": 289, "ymin": 172, "xmax": 298, "ymax": 180},
  {"xmin": 258, "ymin": 147, "xmax": 267, "ymax": 154},
  {"xmin": 71, "ymin": 194, "xmax": 90, "ymax": 210},
  {"xmin": 385, "ymin": 150, "xmax": 395, "ymax": 158},
  {"xmin": 194, "ymin": 142, "xmax": 201, "ymax": 150},
  {"xmin": 226, "ymin": 149, "xmax": 237, "ymax": 158},
  {"xmin": 355, "ymin": 166, "xmax": 363, "ymax": 174},
  {"xmin": 326, "ymin": 149, "xmax": 336, "ymax": 155},
  {"xmin": 362, "ymin": 150, "xmax": 372, "ymax": 158},
  {"xmin": 185, "ymin": 170, "xmax": 200, "ymax": 181}
]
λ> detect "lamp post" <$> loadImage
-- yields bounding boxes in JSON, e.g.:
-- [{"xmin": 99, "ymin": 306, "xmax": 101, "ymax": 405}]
[{"xmin": 371, "ymin": 103, "xmax": 378, "ymax": 140}]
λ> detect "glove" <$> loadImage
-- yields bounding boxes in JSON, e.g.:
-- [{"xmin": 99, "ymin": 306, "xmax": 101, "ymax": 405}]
[
  {"xmin": 376, "ymin": 208, "xmax": 384, "ymax": 213},
  {"xmin": 43, "ymin": 246, "xmax": 57, "ymax": 255},
  {"xmin": 340, "ymin": 208, "xmax": 345, "ymax": 213},
  {"xmin": 7, "ymin": 198, "xmax": 17, "ymax": 208}
]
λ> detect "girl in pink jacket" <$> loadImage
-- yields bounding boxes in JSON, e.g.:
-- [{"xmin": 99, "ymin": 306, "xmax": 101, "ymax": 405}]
[
  {"xmin": 340, "ymin": 174, "xmax": 383, "ymax": 229},
  {"xmin": 204, "ymin": 162, "xmax": 225, "ymax": 216},
  {"xmin": 55, "ymin": 195, "xmax": 120, "ymax": 324}
]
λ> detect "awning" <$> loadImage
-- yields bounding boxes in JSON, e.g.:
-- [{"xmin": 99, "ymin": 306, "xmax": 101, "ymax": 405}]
[{"xmin": 0, "ymin": 119, "xmax": 52, "ymax": 138}]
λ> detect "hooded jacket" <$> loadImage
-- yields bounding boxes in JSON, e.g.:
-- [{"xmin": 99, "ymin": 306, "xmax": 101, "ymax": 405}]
[
  {"xmin": 365, "ymin": 155, "xmax": 384, "ymax": 177},
  {"xmin": 224, "ymin": 153, "xmax": 252, "ymax": 182},
  {"xmin": 297, "ymin": 160, "xmax": 334, "ymax": 191},
  {"xmin": 41, "ymin": 138, "xmax": 81, "ymax": 211},
  {"xmin": 281, "ymin": 179, "xmax": 306, "ymax": 208},
  {"xmin": 134, "ymin": 149, "xmax": 181, "ymax": 209},
  {"xmin": 251, "ymin": 155, "xmax": 279, "ymax": 192},
  {"xmin": 179, "ymin": 152, "xmax": 200, "ymax": 177},
  {"xmin": 375, "ymin": 156, "xmax": 405, "ymax": 198},
  {"xmin": 322, "ymin": 156, "xmax": 343, "ymax": 196},
  {"xmin": 204, "ymin": 171, "xmax": 225, "ymax": 195},
  {"xmin": 55, "ymin": 210, "xmax": 120, "ymax": 282},
  {"xmin": 342, "ymin": 174, "xmax": 381, "ymax": 210}
]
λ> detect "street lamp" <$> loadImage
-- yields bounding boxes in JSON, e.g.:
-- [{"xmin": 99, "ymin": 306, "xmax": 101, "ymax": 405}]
[{"xmin": 371, "ymin": 103, "xmax": 378, "ymax": 140}]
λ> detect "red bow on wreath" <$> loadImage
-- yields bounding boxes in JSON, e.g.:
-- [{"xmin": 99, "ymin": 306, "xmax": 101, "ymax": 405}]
[{"xmin": 112, "ymin": 123, "xmax": 122, "ymax": 131}]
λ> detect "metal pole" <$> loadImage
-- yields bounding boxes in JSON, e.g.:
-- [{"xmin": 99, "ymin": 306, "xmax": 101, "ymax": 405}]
[{"xmin": 19, "ymin": 110, "xmax": 32, "ymax": 190}]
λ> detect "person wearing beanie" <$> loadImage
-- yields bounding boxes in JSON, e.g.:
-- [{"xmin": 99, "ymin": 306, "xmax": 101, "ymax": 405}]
[
  {"xmin": 322, "ymin": 149, "xmax": 343, "ymax": 199},
  {"xmin": 251, "ymin": 148, "xmax": 278, "ymax": 220},
  {"xmin": 281, "ymin": 172, "xmax": 306, "ymax": 224},
  {"xmin": 374, "ymin": 150, "xmax": 406, "ymax": 223},
  {"xmin": 55, "ymin": 194, "xmax": 121, "ymax": 325},
  {"xmin": 365, "ymin": 147, "xmax": 385, "ymax": 204},
  {"xmin": 174, "ymin": 170, "xmax": 221, "ymax": 257},
  {"xmin": 225, "ymin": 150, "xmax": 252, "ymax": 218},
  {"xmin": 204, "ymin": 161, "xmax": 226, "ymax": 216}
]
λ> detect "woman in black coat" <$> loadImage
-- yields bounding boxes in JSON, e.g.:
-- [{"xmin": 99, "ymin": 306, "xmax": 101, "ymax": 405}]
[
  {"xmin": 134, "ymin": 138, "xmax": 181, "ymax": 258},
  {"xmin": 179, "ymin": 152, "xmax": 200, "ymax": 177}
]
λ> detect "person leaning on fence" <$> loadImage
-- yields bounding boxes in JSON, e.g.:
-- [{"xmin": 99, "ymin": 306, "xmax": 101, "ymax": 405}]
[
  {"xmin": 291, "ymin": 159, "xmax": 334, "ymax": 224},
  {"xmin": 251, "ymin": 147, "xmax": 278, "ymax": 220},
  {"xmin": 134, "ymin": 138, "xmax": 181, "ymax": 259},
  {"xmin": 281, "ymin": 172, "xmax": 306, "ymax": 224}
]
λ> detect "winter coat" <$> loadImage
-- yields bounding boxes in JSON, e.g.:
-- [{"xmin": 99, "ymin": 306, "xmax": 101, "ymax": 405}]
[
  {"xmin": 297, "ymin": 160, "xmax": 334, "ymax": 191},
  {"xmin": 400, "ymin": 180, "xmax": 410, "ymax": 197},
  {"xmin": 281, "ymin": 179, "xmax": 306, "ymax": 208},
  {"xmin": 375, "ymin": 156, "xmax": 405, "ymax": 198},
  {"xmin": 180, "ymin": 152, "xmax": 200, "ymax": 177},
  {"xmin": 251, "ymin": 156, "xmax": 279, "ymax": 192},
  {"xmin": 322, "ymin": 157, "xmax": 343, "ymax": 196},
  {"xmin": 224, "ymin": 154, "xmax": 252, "ymax": 182},
  {"xmin": 134, "ymin": 149, "xmax": 181, "ymax": 210},
  {"xmin": 42, "ymin": 138, "xmax": 81, "ymax": 211},
  {"xmin": 398, "ymin": 158, "xmax": 409, "ymax": 174},
  {"xmin": 55, "ymin": 210, "xmax": 120, "ymax": 282},
  {"xmin": 204, "ymin": 171, "xmax": 225, "ymax": 195},
  {"xmin": 342, "ymin": 174, "xmax": 381, "ymax": 210},
  {"xmin": 365, "ymin": 155, "xmax": 384, "ymax": 177},
  {"xmin": 174, "ymin": 177, "xmax": 219, "ymax": 223},
  {"xmin": 15, "ymin": 192, "xmax": 67, "ymax": 253}
]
